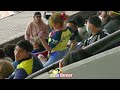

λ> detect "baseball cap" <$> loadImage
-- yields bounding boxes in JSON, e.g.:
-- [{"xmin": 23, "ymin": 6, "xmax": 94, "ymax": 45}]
[{"xmin": 34, "ymin": 12, "xmax": 41, "ymax": 16}]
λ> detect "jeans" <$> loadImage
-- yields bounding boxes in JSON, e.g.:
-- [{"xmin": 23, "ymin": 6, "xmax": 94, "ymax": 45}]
[{"xmin": 43, "ymin": 49, "xmax": 68, "ymax": 67}]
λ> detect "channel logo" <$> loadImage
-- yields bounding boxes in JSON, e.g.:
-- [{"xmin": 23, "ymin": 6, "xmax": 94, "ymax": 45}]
[{"xmin": 48, "ymin": 68, "xmax": 72, "ymax": 78}]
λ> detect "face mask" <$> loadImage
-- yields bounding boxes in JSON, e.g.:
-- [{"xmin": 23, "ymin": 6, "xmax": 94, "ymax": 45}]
[{"xmin": 85, "ymin": 25, "xmax": 92, "ymax": 36}]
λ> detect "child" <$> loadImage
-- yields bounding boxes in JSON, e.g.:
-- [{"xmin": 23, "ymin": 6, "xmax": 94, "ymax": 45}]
[
  {"xmin": 31, "ymin": 36, "xmax": 45, "ymax": 53},
  {"xmin": 38, "ymin": 12, "xmax": 75, "ymax": 67}
]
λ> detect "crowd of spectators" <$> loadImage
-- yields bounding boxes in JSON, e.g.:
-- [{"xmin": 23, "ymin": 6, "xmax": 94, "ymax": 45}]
[{"xmin": 0, "ymin": 11, "xmax": 120, "ymax": 79}]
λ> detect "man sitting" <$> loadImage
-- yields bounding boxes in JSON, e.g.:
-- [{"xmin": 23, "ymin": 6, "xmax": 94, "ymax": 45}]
[{"xmin": 9, "ymin": 40, "xmax": 43, "ymax": 79}]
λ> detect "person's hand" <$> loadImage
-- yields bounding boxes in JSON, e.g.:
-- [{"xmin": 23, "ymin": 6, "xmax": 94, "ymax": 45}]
[
  {"xmin": 59, "ymin": 58, "xmax": 64, "ymax": 68},
  {"xmin": 38, "ymin": 31, "xmax": 46, "ymax": 38}
]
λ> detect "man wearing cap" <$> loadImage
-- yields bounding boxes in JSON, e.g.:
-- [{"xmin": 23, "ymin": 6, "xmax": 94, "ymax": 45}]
[
  {"xmin": 103, "ymin": 11, "xmax": 120, "ymax": 34},
  {"xmin": 25, "ymin": 12, "xmax": 49, "ymax": 43}
]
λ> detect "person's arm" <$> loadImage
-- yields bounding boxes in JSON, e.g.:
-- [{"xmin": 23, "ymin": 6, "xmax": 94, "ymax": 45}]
[
  {"xmin": 14, "ymin": 69, "xmax": 28, "ymax": 79},
  {"xmin": 69, "ymin": 29, "xmax": 78, "ymax": 51},
  {"xmin": 69, "ymin": 40, "xmax": 76, "ymax": 51},
  {"xmin": 44, "ymin": 24, "xmax": 49, "ymax": 37},
  {"xmin": 38, "ymin": 31, "xmax": 61, "ymax": 52},
  {"xmin": 41, "ymin": 24, "xmax": 49, "ymax": 39},
  {"xmin": 39, "ymin": 37, "xmax": 52, "ymax": 51},
  {"xmin": 38, "ymin": 31, "xmax": 52, "ymax": 51}
]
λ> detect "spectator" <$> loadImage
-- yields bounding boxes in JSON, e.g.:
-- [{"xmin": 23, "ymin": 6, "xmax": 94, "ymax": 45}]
[
  {"xmin": 83, "ymin": 15, "xmax": 108, "ymax": 46},
  {"xmin": 0, "ymin": 60, "xmax": 14, "ymax": 79},
  {"xmin": 31, "ymin": 36, "xmax": 48, "ymax": 62},
  {"xmin": 48, "ymin": 12, "xmax": 69, "ymax": 32},
  {"xmin": 0, "ymin": 48, "xmax": 13, "ymax": 63},
  {"xmin": 8, "ymin": 40, "xmax": 43, "ymax": 79},
  {"xmin": 98, "ymin": 11, "xmax": 108, "ymax": 22},
  {"xmin": 3, "ymin": 43, "xmax": 16, "ymax": 62},
  {"xmin": 38, "ymin": 12, "xmax": 75, "ymax": 67},
  {"xmin": 97, "ymin": 11, "xmax": 103, "ymax": 16},
  {"xmin": 73, "ymin": 15, "xmax": 90, "ymax": 42},
  {"xmin": 31, "ymin": 36, "xmax": 46, "ymax": 53},
  {"xmin": 43, "ymin": 11, "xmax": 52, "ymax": 20},
  {"xmin": 66, "ymin": 19, "xmax": 78, "ymax": 51},
  {"xmin": 0, "ymin": 48, "xmax": 5, "ymax": 59},
  {"xmin": 2, "ymin": 43, "xmax": 19, "ymax": 69},
  {"xmin": 97, "ymin": 11, "xmax": 111, "ymax": 29},
  {"xmin": 103, "ymin": 11, "xmax": 120, "ymax": 34},
  {"xmin": 24, "ymin": 12, "xmax": 49, "ymax": 43}
]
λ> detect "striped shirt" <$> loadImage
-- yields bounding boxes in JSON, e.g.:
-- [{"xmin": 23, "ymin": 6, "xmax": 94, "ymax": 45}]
[{"xmin": 84, "ymin": 30, "xmax": 107, "ymax": 46}]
